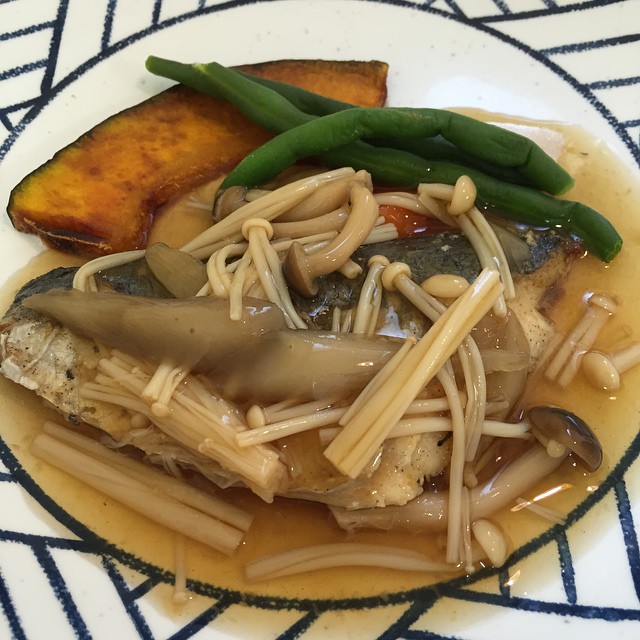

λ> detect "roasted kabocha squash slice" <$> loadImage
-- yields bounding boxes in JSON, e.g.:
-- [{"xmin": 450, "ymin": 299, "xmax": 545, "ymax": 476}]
[{"xmin": 7, "ymin": 59, "xmax": 388, "ymax": 257}]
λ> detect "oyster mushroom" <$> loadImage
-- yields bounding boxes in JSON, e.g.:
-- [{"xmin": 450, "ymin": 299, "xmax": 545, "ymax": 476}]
[{"xmin": 144, "ymin": 243, "xmax": 208, "ymax": 298}]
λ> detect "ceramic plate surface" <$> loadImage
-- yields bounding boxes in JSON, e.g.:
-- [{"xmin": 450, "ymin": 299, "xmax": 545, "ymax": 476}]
[{"xmin": 1, "ymin": 1, "xmax": 639, "ymax": 638}]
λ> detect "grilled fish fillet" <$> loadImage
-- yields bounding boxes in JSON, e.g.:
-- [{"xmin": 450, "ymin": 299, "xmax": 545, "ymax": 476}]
[{"xmin": 0, "ymin": 230, "xmax": 573, "ymax": 509}]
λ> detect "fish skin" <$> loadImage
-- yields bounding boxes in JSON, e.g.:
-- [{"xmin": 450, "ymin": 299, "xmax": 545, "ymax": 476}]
[
  {"xmin": 293, "ymin": 233, "xmax": 485, "ymax": 323},
  {"xmin": 10, "ymin": 267, "xmax": 76, "ymax": 308},
  {"xmin": 6, "ymin": 262, "xmax": 166, "ymax": 304},
  {"xmin": 294, "ymin": 229, "xmax": 572, "ymax": 335},
  {"xmin": 94, "ymin": 259, "xmax": 172, "ymax": 298},
  {"xmin": 12, "ymin": 228, "xmax": 566, "ymax": 314}
]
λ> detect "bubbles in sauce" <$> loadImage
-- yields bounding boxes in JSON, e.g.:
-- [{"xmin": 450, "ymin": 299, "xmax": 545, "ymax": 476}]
[{"xmin": 1, "ymin": 119, "xmax": 639, "ymax": 609}]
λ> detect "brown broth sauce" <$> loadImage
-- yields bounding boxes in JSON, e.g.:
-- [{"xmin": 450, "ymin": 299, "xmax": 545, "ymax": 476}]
[{"xmin": 1, "ymin": 121, "xmax": 640, "ymax": 611}]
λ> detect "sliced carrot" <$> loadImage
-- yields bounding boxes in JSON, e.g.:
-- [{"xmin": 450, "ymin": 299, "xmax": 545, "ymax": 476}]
[{"xmin": 379, "ymin": 205, "xmax": 451, "ymax": 238}]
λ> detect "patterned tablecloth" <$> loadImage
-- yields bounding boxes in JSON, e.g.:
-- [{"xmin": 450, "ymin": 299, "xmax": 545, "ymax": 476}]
[{"xmin": 0, "ymin": 2, "xmax": 639, "ymax": 639}]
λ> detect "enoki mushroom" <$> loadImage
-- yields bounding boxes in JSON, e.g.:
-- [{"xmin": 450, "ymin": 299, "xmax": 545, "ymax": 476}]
[{"xmin": 35, "ymin": 167, "xmax": 604, "ymax": 582}]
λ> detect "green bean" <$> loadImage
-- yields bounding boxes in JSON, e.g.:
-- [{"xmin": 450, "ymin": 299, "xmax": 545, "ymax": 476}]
[
  {"xmin": 238, "ymin": 73, "xmax": 531, "ymax": 186},
  {"xmin": 145, "ymin": 56, "xmax": 622, "ymax": 261},
  {"xmin": 229, "ymin": 136, "xmax": 621, "ymax": 261},
  {"xmin": 236, "ymin": 73, "xmax": 560, "ymax": 186},
  {"xmin": 146, "ymin": 57, "xmax": 572, "ymax": 194},
  {"xmin": 146, "ymin": 56, "xmax": 311, "ymax": 132},
  {"xmin": 224, "ymin": 105, "xmax": 572, "ymax": 190},
  {"xmin": 276, "ymin": 80, "xmax": 574, "ymax": 194},
  {"xmin": 150, "ymin": 57, "xmax": 527, "ymax": 184},
  {"xmin": 237, "ymin": 71, "xmax": 355, "ymax": 116}
]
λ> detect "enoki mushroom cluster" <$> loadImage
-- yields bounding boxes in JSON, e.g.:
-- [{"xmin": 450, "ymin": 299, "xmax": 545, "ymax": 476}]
[{"xmin": 26, "ymin": 167, "xmax": 622, "ymax": 581}]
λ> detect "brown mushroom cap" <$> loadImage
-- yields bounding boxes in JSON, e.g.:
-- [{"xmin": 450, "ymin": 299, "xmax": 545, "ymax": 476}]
[
  {"xmin": 527, "ymin": 406, "xmax": 603, "ymax": 472},
  {"xmin": 282, "ymin": 180, "xmax": 379, "ymax": 298},
  {"xmin": 283, "ymin": 241, "xmax": 320, "ymax": 297}
]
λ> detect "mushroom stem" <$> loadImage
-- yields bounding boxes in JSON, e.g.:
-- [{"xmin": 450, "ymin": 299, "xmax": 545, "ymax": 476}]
[
  {"xmin": 374, "ymin": 191, "xmax": 431, "ymax": 215},
  {"xmin": 324, "ymin": 268, "xmax": 501, "ymax": 479},
  {"xmin": 271, "ymin": 207, "xmax": 349, "ymax": 239},
  {"xmin": 276, "ymin": 172, "xmax": 358, "ymax": 222},
  {"xmin": 609, "ymin": 342, "xmax": 640, "ymax": 371},
  {"xmin": 545, "ymin": 292, "xmax": 618, "ymax": 386},
  {"xmin": 241, "ymin": 218, "xmax": 307, "ymax": 329},
  {"xmin": 182, "ymin": 167, "xmax": 356, "ymax": 255},
  {"xmin": 420, "ymin": 177, "xmax": 514, "ymax": 317},
  {"xmin": 283, "ymin": 180, "xmax": 379, "ymax": 297},
  {"xmin": 352, "ymin": 255, "xmax": 389, "ymax": 336},
  {"xmin": 380, "ymin": 262, "xmax": 489, "ymax": 461}
]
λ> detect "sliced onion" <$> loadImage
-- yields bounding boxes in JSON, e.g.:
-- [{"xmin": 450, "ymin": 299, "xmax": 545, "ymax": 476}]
[{"xmin": 470, "ymin": 310, "xmax": 531, "ymax": 417}]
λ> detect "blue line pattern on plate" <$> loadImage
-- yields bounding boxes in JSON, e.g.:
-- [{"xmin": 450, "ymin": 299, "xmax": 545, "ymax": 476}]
[
  {"xmin": 0, "ymin": 1, "xmax": 639, "ymax": 638},
  {"xmin": 615, "ymin": 480, "xmax": 640, "ymax": 600}
]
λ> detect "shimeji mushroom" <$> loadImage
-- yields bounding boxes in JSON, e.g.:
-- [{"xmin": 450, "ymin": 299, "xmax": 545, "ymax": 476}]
[
  {"xmin": 545, "ymin": 292, "xmax": 618, "ymax": 387},
  {"xmin": 283, "ymin": 180, "xmax": 379, "ymax": 296},
  {"xmin": 582, "ymin": 342, "xmax": 640, "ymax": 391},
  {"xmin": 421, "ymin": 273, "xmax": 470, "ymax": 299},
  {"xmin": 527, "ymin": 405, "xmax": 603, "ymax": 472},
  {"xmin": 213, "ymin": 185, "xmax": 249, "ymax": 219}
]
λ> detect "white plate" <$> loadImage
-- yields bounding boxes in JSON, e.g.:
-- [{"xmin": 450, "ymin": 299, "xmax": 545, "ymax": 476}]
[{"xmin": 1, "ymin": 1, "xmax": 639, "ymax": 638}]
